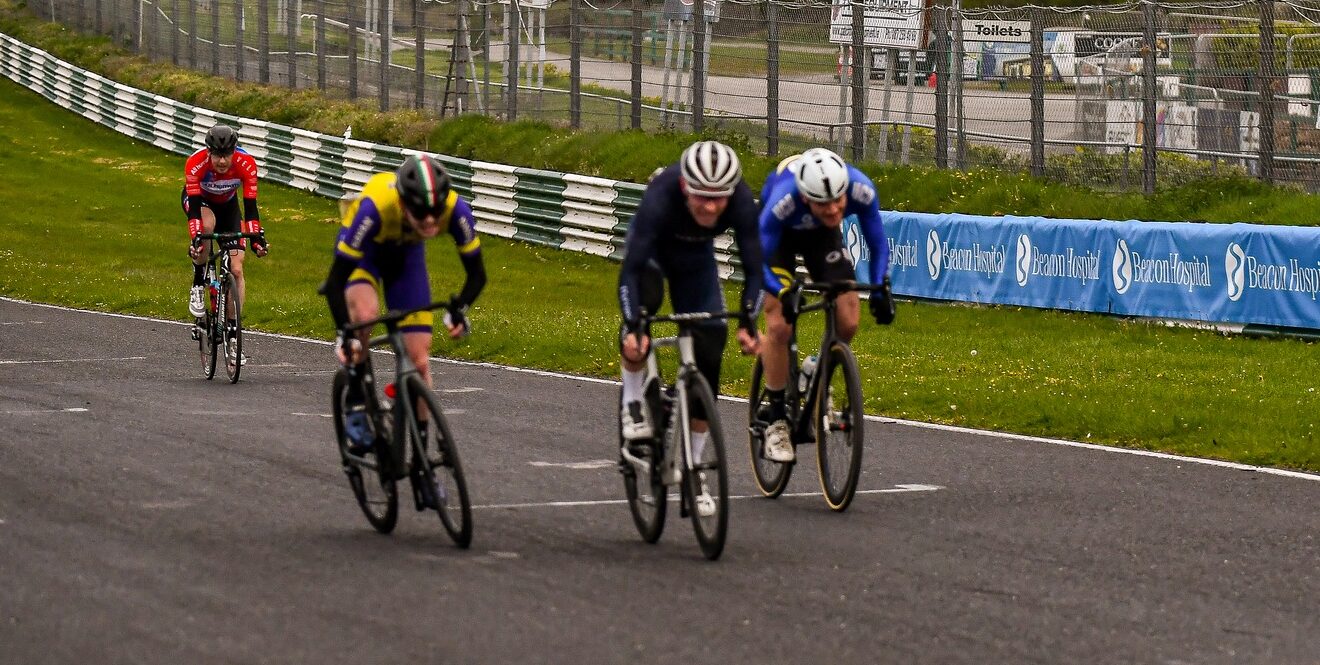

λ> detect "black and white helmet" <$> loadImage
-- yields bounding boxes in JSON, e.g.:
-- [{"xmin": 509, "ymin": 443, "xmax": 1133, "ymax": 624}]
[
  {"xmin": 794, "ymin": 148, "xmax": 849, "ymax": 203},
  {"xmin": 679, "ymin": 140, "xmax": 742, "ymax": 196}
]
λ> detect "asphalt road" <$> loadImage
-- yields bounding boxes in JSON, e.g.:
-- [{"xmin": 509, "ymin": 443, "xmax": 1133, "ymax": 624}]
[{"xmin": 1, "ymin": 298, "xmax": 1317, "ymax": 664}]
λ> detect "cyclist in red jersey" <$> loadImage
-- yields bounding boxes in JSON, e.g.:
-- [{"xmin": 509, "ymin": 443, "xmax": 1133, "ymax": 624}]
[{"xmin": 183, "ymin": 124, "xmax": 269, "ymax": 338}]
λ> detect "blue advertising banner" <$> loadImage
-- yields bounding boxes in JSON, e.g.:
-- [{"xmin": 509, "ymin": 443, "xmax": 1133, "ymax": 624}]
[{"xmin": 841, "ymin": 212, "xmax": 1320, "ymax": 330}]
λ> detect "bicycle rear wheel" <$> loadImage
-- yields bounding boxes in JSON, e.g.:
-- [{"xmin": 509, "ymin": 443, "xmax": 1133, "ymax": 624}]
[
  {"xmin": 748, "ymin": 357, "xmax": 792, "ymax": 497},
  {"xmin": 683, "ymin": 373, "xmax": 728, "ymax": 561},
  {"xmin": 406, "ymin": 375, "xmax": 472, "ymax": 548},
  {"xmin": 221, "ymin": 274, "xmax": 243, "ymax": 384},
  {"xmin": 815, "ymin": 342, "xmax": 864, "ymax": 512},
  {"xmin": 620, "ymin": 387, "xmax": 666, "ymax": 544},
  {"xmin": 332, "ymin": 368, "xmax": 398, "ymax": 533}
]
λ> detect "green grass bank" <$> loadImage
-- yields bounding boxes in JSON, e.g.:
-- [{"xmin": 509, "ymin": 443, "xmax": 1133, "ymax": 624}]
[{"xmin": 0, "ymin": 77, "xmax": 1316, "ymax": 472}]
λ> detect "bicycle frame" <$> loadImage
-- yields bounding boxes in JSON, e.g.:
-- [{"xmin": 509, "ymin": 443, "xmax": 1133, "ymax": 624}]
[{"xmin": 620, "ymin": 311, "xmax": 736, "ymax": 485}]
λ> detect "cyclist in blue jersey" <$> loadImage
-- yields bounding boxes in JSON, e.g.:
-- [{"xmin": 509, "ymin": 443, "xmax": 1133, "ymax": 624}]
[
  {"xmin": 322, "ymin": 154, "xmax": 487, "ymax": 454},
  {"xmin": 617, "ymin": 141, "xmax": 764, "ymax": 465},
  {"xmin": 756, "ymin": 148, "xmax": 895, "ymax": 463}
]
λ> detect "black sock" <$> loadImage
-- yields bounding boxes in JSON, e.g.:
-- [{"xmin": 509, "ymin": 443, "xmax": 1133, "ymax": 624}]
[
  {"xmin": 192, "ymin": 264, "xmax": 205, "ymax": 286},
  {"xmin": 766, "ymin": 388, "xmax": 787, "ymax": 422}
]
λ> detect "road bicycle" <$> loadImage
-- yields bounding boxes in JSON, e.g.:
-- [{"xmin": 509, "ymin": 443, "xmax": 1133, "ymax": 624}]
[
  {"xmin": 190, "ymin": 231, "xmax": 264, "ymax": 383},
  {"xmin": 330, "ymin": 301, "xmax": 472, "ymax": 547},
  {"xmin": 747, "ymin": 280, "xmax": 883, "ymax": 512},
  {"xmin": 618, "ymin": 310, "xmax": 734, "ymax": 561}
]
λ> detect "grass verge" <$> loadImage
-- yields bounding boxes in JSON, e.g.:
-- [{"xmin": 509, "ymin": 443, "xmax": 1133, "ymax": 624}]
[{"xmin": 0, "ymin": 76, "xmax": 1316, "ymax": 472}]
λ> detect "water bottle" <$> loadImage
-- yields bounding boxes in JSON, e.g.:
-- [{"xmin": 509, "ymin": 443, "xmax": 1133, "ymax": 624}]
[{"xmin": 798, "ymin": 354, "xmax": 818, "ymax": 394}]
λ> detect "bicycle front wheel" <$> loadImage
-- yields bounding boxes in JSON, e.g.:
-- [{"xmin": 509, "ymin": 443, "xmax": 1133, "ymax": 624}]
[
  {"xmin": 683, "ymin": 373, "xmax": 728, "ymax": 561},
  {"xmin": 199, "ymin": 298, "xmax": 218, "ymax": 380},
  {"xmin": 815, "ymin": 342, "xmax": 864, "ymax": 512},
  {"xmin": 332, "ymin": 368, "xmax": 398, "ymax": 533},
  {"xmin": 748, "ymin": 357, "xmax": 792, "ymax": 497},
  {"xmin": 406, "ymin": 375, "xmax": 472, "ymax": 548},
  {"xmin": 620, "ymin": 387, "xmax": 666, "ymax": 544},
  {"xmin": 222, "ymin": 274, "xmax": 243, "ymax": 384}
]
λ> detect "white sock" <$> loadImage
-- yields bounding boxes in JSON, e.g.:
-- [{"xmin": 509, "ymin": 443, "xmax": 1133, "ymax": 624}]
[
  {"xmin": 691, "ymin": 430, "xmax": 708, "ymax": 463},
  {"xmin": 621, "ymin": 368, "xmax": 645, "ymax": 405}
]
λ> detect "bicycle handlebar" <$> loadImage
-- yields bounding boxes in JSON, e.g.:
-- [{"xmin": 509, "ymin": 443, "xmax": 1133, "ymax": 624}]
[
  {"xmin": 798, "ymin": 279, "xmax": 888, "ymax": 296},
  {"xmin": 641, "ymin": 310, "xmax": 743, "ymax": 326},
  {"xmin": 340, "ymin": 299, "xmax": 453, "ymax": 335},
  {"xmin": 191, "ymin": 231, "xmax": 267, "ymax": 248}
]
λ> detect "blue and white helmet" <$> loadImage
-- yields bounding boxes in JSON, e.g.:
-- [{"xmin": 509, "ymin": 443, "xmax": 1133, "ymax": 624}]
[{"xmin": 794, "ymin": 148, "xmax": 849, "ymax": 203}]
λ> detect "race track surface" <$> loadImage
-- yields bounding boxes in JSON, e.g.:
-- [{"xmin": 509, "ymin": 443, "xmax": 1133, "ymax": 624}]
[{"xmin": 1, "ymin": 299, "xmax": 1317, "ymax": 664}]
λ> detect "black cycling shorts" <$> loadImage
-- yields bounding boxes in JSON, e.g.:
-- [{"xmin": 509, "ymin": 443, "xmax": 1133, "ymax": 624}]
[{"xmin": 769, "ymin": 226, "xmax": 856, "ymax": 286}]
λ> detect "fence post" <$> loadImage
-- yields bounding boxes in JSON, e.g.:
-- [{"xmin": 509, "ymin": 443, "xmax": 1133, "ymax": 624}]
[
  {"xmin": 236, "ymin": 0, "xmax": 246, "ymax": 81},
  {"xmin": 131, "ymin": 0, "xmax": 141, "ymax": 52},
  {"xmin": 287, "ymin": 0, "xmax": 298, "ymax": 88},
  {"xmin": 212, "ymin": 0, "xmax": 221, "ymax": 76},
  {"xmin": 767, "ymin": 0, "xmax": 779, "ymax": 156},
  {"xmin": 953, "ymin": 0, "xmax": 966, "ymax": 169},
  {"xmin": 258, "ymin": 0, "xmax": 270, "ymax": 83},
  {"xmin": 170, "ymin": 0, "xmax": 178, "ymax": 66},
  {"xmin": 95, "ymin": 0, "xmax": 102, "ymax": 33},
  {"xmin": 414, "ymin": 0, "xmax": 424, "ymax": 109},
  {"xmin": 378, "ymin": 0, "xmax": 389, "ymax": 111},
  {"xmin": 631, "ymin": 0, "xmax": 643, "ymax": 129},
  {"xmin": 1260, "ymin": 0, "xmax": 1277, "ymax": 184},
  {"xmin": 692, "ymin": 0, "xmax": 706, "ymax": 132},
  {"xmin": 316, "ymin": 0, "xmax": 326, "ymax": 91},
  {"xmin": 851, "ymin": 0, "xmax": 865, "ymax": 161},
  {"xmin": 187, "ymin": 0, "xmax": 196, "ymax": 68},
  {"xmin": 570, "ymin": 0, "xmax": 581, "ymax": 128},
  {"xmin": 1030, "ymin": 7, "xmax": 1044, "ymax": 177},
  {"xmin": 507, "ymin": 1, "xmax": 519, "ymax": 120},
  {"xmin": 348, "ymin": 0, "xmax": 359, "ymax": 99},
  {"xmin": 934, "ymin": 4, "xmax": 949, "ymax": 169},
  {"xmin": 1141, "ymin": 0, "xmax": 1156, "ymax": 193}
]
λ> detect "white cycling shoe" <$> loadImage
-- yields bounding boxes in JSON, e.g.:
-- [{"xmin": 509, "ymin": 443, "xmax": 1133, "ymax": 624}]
[
  {"xmin": 188, "ymin": 286, "xmax": 206, "ymax": 317},
  {"xmin": 621, "ymin": 400, "xmax": 654, "ymax": 440},
  {"xmin": 762, "ymin": 420, "xmax": 795, "ymax": 463}
]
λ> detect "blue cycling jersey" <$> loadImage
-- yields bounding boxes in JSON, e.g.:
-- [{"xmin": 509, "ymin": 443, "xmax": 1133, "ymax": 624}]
[{"xmin": 757, "ymin": 161, "xmax": 890, "ymax": 293}]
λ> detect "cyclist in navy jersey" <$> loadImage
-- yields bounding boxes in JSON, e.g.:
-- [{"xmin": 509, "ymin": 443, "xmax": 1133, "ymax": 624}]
[
  {"xmin": 617, "ymin": 141, "xmax": 764, "ymax": 458},
  {"xmin": 756, "ymin": 148, "xmax": 895, "ymax": 463}
]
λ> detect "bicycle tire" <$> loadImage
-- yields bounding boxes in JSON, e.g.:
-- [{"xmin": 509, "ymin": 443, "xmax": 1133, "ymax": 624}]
[
  {"xmin": 683, "ymin": 373, "xmax": 728, "ymax": 560},
  {"xmin": 405, "ymin": 374, "xmax": 473, "ymax": 548},
  {"xmin": 332, "ymin": 368, "xmax": 398, "ymax": 533},
  {"xmin": 199, "ymin": 291, "xmax": 218, "ymax": 380},
  {"xmin": 747, "ymin": 357, "xmax": 792, "ymax": 498},
  {"xmin": 620, "ymin": 387, "xmax": 666, "ymax": 544},
  {"xmin": 815, "ymin": 341, "xmax": 865, "ymax": 512},
  {"xmin": 222, "ymin": 274, "xmax": 243, "ymax": 383}
]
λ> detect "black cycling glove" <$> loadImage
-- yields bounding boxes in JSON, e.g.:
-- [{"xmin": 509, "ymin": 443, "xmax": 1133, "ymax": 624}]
[{"xmin": 870, "ymin": 276, "xmax": 896, "ymax": 325}]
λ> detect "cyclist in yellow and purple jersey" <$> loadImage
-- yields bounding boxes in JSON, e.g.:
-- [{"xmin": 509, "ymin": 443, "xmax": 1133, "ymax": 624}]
[{"xmin": 322, "ymin": 154, "xmax": 486, "ymax": 452}]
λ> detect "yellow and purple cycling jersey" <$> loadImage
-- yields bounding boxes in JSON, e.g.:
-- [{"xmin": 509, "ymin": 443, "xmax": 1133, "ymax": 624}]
[{"xmin": 335, "ymin": 172, "xmax": 481, "ymax": 332}]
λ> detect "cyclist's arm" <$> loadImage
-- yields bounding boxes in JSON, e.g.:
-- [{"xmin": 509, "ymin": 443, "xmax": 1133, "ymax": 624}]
[
  {"xmin": 851, "ymin": 179, "xmax": 890, "ymax": 283},
  {"xmin": 184, "ymin": 151, "xmax": 206, "ymax": 223},
  {"xmin": 323, "ymin": 197, "xmax": 383, "ymax": 328},
  {"xmin": 323, "ymin": 254, "xmax": 357, "ymax": 329},
  {"xmin": 729, "ymin": 184, "xmax": 766, "ymax": 326},
  {"xmin": 447, "ymin": 200, "xmax": 486, "ymax": 306},
  {"xmin": 617, "ymin": 187, "xmax": 664, "ymax": 327},
  {"xmin": 757, "ymin": 195, "xmax": 792, "ymax": 297}
]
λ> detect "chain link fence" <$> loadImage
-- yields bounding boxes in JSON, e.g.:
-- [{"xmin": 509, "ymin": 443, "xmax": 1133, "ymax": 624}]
[{"xmin": 25, "ymin": 0, "xmax": 1320, "ymax": 191}]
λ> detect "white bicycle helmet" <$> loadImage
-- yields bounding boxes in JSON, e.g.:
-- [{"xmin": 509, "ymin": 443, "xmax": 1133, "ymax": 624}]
[
  {"xmin": 794, "ymin": 148, "xmax": 849, "ymax": 203},
  {"xmin": 679, "ymin": 140, "xmax": 742, "ymax": 196}
]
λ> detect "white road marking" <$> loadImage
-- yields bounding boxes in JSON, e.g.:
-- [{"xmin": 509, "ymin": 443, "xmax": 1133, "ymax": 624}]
[
  {"xmin": 0, "ymin": 407, "xmax": 89, "ymax": 415},
  {"xmin": 0, "ymin": 356, "xmax": 147, "ymax": 365},
  {"xmin": 6, "ymin": 297, "xmax": 1320, "ymax": 485},
  {"xmin": 292, "ymin": 412, "xmax": 333, "ymax": 418},
  {"xmin": 440, "ymin": 387, "xmax": 483, "ymax": 394},
  {"xmin": 471, "ymin": 484, "xmax": 944, "ymax": 510},
  {"xmin": 529, "ymin": 459, "xmax": 617, "ymax": 470},
  {"xmin": 0, "ymin": 320, "xmax": 43, "ymax": 325}
]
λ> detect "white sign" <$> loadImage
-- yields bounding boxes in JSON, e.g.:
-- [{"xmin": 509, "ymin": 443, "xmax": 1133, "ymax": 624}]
[
  {"xmin": 829, "ymin": 0, "xmax": 929, "ymax": 50},
  {"xmin": 1288, "ymin": 75, "xmax": 1313, "ymax": 117},
  {"xmin": 961, "ymin": 20, "xmax": 1030, "ymax": 44}
]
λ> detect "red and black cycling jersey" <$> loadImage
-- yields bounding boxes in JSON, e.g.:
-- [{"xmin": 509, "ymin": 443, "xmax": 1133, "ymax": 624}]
[{"xmin": 183, "ymin": 147, "xmax": 260, "ymax": 222}]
